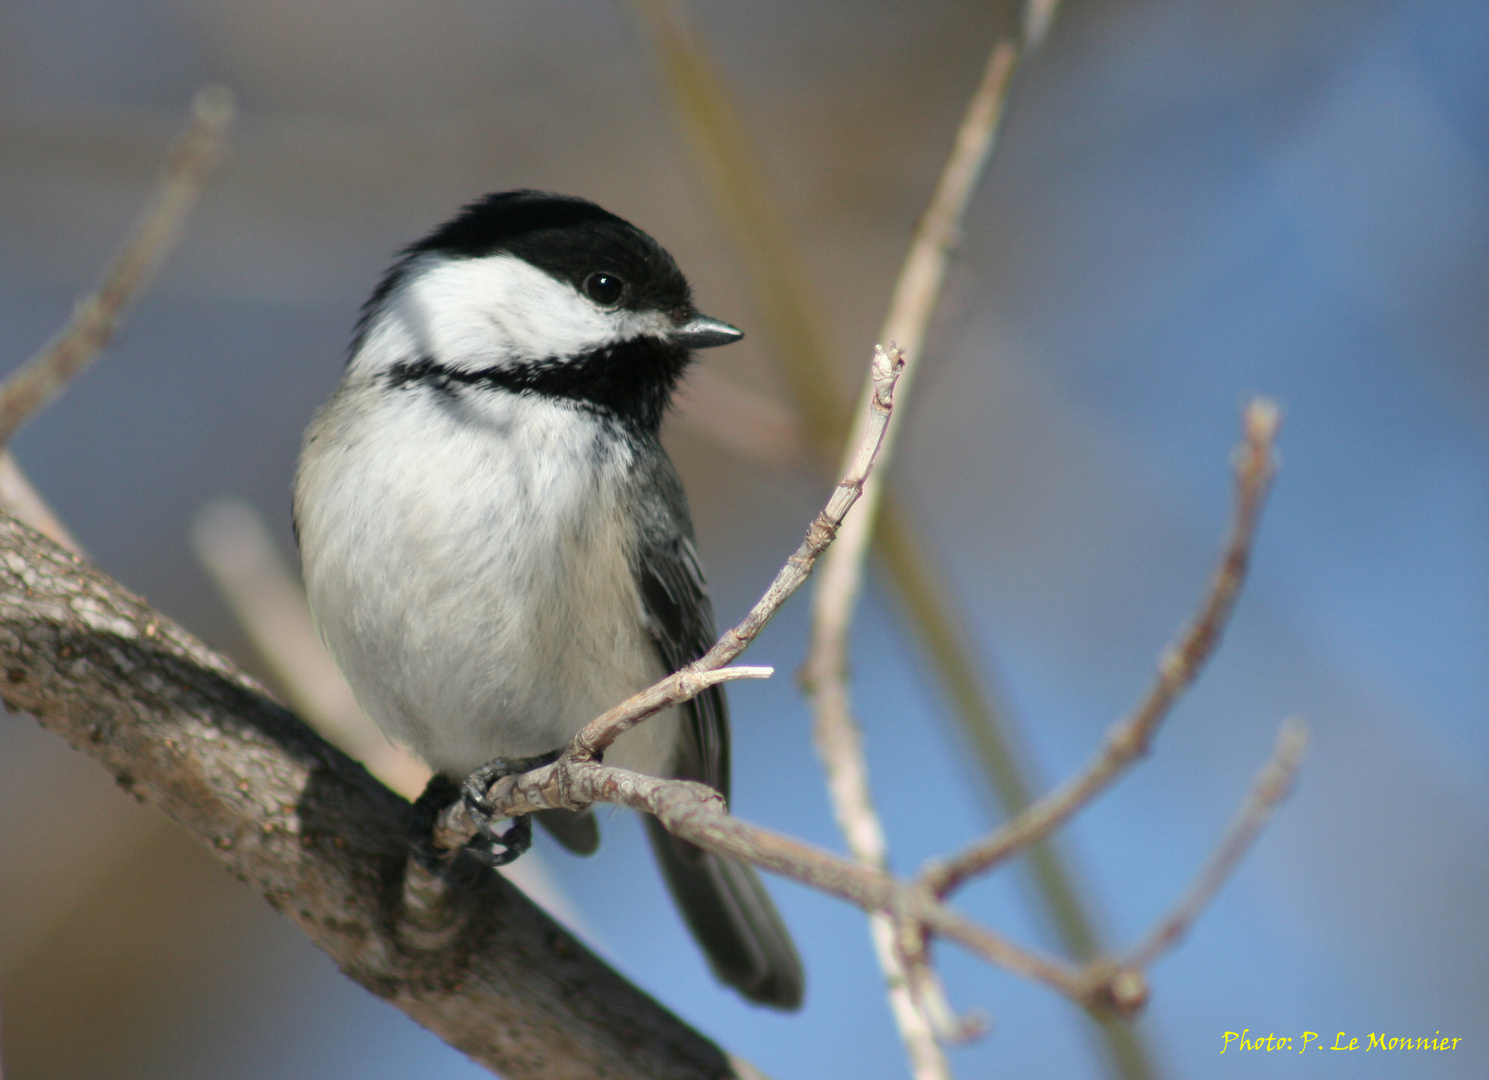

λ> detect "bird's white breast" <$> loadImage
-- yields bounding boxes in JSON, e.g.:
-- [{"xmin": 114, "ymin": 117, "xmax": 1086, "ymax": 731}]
[{"xmin": 295, "ymin": 377, "xmax": 680, "ymax": 778}]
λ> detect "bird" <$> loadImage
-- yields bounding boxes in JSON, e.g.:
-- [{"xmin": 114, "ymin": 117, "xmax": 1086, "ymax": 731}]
[{"xmin": 293, "ymin": 189, "xmax": 804, "ymax": 1010}]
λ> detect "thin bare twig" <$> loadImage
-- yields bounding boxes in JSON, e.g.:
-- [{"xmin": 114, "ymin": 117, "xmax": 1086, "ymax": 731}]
[
  {"xmin": 0, "ymin": 87, "xmax": 232, "ymax": 445},
  {"xmin": 453, "ymin": 398, "xmax": 1288, "ymax": 1030},
  {"xmin": 1124, "ymin": 718, "xmax": 1307, "ymax": 970},
  {"xmin": 794, "ymin": 27, "xmax": 1025, "ymax": 1076},
  {"xmin": 454, "ymin": 755, "xmax": 1086, "ymax": 1002},
  {"xmin": 470, "ymin": 694, "xmax": 1306, "ymax": 1028},
  {"xmin": 565, "ymin": 344, "xmax": 905, "ymax": 762},
  {"xmin": 923, "ymin": 399, "xmax": 1282, "ymax": 897},
  {"xmin": 436, "ymin": 344, "xmax": 1293, "ymax": 1036},
  {"xmin": 431, "ymin": 345, "xmax": 1125, "ymax": 1010}
]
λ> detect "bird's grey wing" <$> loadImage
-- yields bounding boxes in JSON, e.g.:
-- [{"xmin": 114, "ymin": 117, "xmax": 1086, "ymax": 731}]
[
  {"xmin": 635, "ymin": 519, "xmax": 804, "ymax": 1009},
  {"xmin": 635, "ymin": 529, "xmax": 728, "ymax": 794}
]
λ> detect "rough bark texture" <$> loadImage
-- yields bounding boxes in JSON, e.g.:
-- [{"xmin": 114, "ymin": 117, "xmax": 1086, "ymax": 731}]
[{"xmin": 0, "ymin": 513, "xmax": 747, "ymax": 1080}]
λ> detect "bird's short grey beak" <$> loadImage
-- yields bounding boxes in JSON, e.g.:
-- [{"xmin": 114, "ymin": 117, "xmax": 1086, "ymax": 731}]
[{"xmin": 671, "ymin": 314, "xmax": 744, "ymax": 349}]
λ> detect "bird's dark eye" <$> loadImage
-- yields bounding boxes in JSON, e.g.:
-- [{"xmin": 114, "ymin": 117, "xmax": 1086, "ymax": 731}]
[{"xmin": 583, "ymin": 271, "xmax": 626, "ymax": 307}]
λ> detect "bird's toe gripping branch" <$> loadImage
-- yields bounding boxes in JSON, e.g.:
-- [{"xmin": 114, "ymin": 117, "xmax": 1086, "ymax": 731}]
[
  {"xmin": 407, "ymin": 752, "xmax": 561, "ymax": 872},
  {"xmin": 458, "ymin": 751, "xmax": 562, "ymax": 867}
]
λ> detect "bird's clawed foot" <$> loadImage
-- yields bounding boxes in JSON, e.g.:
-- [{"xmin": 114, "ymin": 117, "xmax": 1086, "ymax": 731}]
[
  {"xmin": 408, "ymin": 752, "xmax": 560, "ymax": 871},
  {"xmin": 461, "ymin": 751, "xmax": 562, "ymax": 867}
]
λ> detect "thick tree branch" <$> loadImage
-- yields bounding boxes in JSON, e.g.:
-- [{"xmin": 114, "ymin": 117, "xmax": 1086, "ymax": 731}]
[{"xmin": 0, "ymin": 515, "xmax": 763, "ymax": 1080}]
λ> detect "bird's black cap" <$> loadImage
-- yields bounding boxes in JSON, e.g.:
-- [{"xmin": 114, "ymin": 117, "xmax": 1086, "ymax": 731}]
[{"xmin": 405, "ymin": 190, "xmax": 691, "ymax": 317}]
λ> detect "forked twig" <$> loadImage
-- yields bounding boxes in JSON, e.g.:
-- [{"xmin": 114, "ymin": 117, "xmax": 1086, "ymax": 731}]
[
  {"xmin": 922, "ymin": 399, "xmax": 1282, "ymax": 898},
  {"xmin": 422, "ymin": 353, "xmax": 1299, "ymax": 1051},
  {"xmin": 572, "ymin": 344, "xmax": 906, "ymax": 761},
  {"xmin": 461, "ymin": 755, "xmax": 1085, "ymax": 997},
  {"xmin": 436, "ymin": 700, "xmax": 1302, "ymax": 1020},
  {"xmin": 0, "ymin": 87, "xmax": 232, "ymax": 445}
]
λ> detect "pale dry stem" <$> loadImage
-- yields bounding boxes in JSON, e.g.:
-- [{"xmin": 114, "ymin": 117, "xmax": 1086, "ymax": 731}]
[
  {"xmin": 798, "ymin": 23, "xmax": 1037, "ymax": 1073},
  {"xmin": 0, "ymin": 453, "xmax": 84, "ymax": 555},
  {"xmin": 1124, "ymin": 718, "xmax": 1307, "ymax": 970},
  {"xmin": 808, "ymin": 39, "xmax": 1018, "ymax": 657},
  {"xmin": 0, "ymin": 87, "xmax": 232, "ymax": 445}
]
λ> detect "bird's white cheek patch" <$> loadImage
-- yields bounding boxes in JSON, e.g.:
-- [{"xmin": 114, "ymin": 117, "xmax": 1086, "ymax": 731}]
[{"xmin": 393, "ymin": 254, "xmax": 665, "ymax": 368}]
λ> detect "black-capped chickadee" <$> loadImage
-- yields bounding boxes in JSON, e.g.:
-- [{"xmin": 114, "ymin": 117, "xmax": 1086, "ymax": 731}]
[{"xmin": 293, "ymin": 190, "xmax": 803, "ymax": 1009}]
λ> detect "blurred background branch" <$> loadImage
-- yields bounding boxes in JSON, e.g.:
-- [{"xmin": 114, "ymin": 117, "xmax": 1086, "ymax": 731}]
[
  {"xmin": 798, "ymin": 35, "xmax": 1018, "ymax": 1080},
  {"xmin": 190, "ymin": 498, "xmax": 429, "ymax": 797},
  {"xmin": 0, "ymin": 86, "xmax": 231, "ymax": 446}
]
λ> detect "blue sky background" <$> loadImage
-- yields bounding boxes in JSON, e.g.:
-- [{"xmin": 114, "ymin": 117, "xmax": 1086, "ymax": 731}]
[{"xmin": 0, "ymin": 2, "xmax": 1484, "ymax": 1078}]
